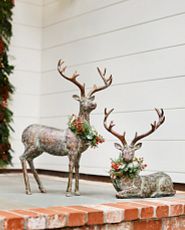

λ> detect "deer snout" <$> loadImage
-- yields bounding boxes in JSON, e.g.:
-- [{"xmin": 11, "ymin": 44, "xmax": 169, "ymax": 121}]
[{"xmin": 122, "ymin": 150, "xmax": 135, "ymax": 162}]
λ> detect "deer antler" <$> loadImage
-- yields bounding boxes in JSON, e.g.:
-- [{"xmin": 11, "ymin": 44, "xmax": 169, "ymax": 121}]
[
  {"xmin": 57, "ymin": 59, "xmax": 85, "ymax": 97},
  {"xmin": 104, "ymin": 108, "xmax": 127, "ymax": 146},
  {"xmin": 88, "ymin": 67, "xmax": 112, "ymax": 97},
  {"xmin": 131, "ymin": 108, "xmax": 165, "ymax": 146}
]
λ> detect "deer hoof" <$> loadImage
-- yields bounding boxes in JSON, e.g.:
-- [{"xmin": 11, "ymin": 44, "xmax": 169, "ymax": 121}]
[
  {"xmin": 26, "ymin": 190, "xmax": 32, "ymax": 195},
  {"xmin": 65, "ymin": 192, "xmax": 72, "ymax": 197},
  {"xmin": 116, "ymin": 192, "xmax": 126, "ymax": 199},
  {"xmin": 74, "ymin": 191, "xmax": 81, "ymax": 196},
  {"xmin": 40, "ymin": 188, "xmax": 47, "ymax": 193}
]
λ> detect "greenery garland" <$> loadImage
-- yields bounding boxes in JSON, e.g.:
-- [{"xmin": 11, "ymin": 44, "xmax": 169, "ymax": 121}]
[
  {"xmin": 68, "ymin": 114, "xmax": 104, "ymax": 148},
  {"xmin": 110, "ymin": 155, "xmax": 147, "ymax": 179},
  {"xmin": 0, "ymin": 0, "xmax": 14, "ymax": 167}
]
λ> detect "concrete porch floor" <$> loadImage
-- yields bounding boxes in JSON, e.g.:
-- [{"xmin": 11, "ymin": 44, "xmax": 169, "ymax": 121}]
[
  {"xmin": 0, "ymin": 173, "xmax": 185, "ymax": 210},
  {"xmin": 0, "ymin": 173, "xmax": 120, "ymax": 210}
]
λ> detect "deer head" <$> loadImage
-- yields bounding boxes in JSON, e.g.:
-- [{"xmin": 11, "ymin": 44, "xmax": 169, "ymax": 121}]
[
  {"xmin": 104, "ymin": 108, "xmax": 165, "ymax": 162},
  {"xmin": 57, "ymin": 60, "xmax": 112, "ymax": 120}
]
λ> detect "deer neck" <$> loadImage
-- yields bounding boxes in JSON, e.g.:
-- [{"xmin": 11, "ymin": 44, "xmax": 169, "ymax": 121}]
[{"xmin": 79, "ymin": 109, "xmax": 91, "ymax": 123}]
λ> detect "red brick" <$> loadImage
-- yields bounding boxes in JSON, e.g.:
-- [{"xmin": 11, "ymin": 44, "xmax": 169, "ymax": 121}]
[
  {"xmin": 162, "ymin": 216, "xmax": 185, "ymax": 230},
  {"xmin": 132, "ymin": 200, "xmax": 169, "ymax": 218},
  {"xmin": 104, "ymin": 203, "xmax": 139, "ymax": 221},
  {"xmin": 149, "ymin": 199, "xmax": 184, "ymax": 217},
  {"xmin": 0, "ymin": 210, "xmax": 24, "ymax": 230},
  {"xmin": 162, "ymin": 199, "xmax": 184, "ymax": 215},
  {"xmin": 118, "ymin": 201, "xmax": 154, "ymax": 219},
  {"xmin": 49, "ymin": 206, "xmax": 87, "ymax": 227},
  {"xmin": 134, "ymin": 219, "xmax": 162, "ymax": 230},
  {"xmin": 70, "ymin": 206, "xmax": 104, "ymax": 225},
  {"xmin": 170, "ymin": 198, "xmax": 185, "ymax": 214},
  {"xmin": 170, "ymin": 204, "xmax": 184, "ymax": 216}
]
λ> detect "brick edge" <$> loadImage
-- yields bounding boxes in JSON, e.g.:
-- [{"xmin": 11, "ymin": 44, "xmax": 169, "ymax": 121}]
[{"xmin": 0, "ymin": 196, "xmax": 185, "ymax": 229}]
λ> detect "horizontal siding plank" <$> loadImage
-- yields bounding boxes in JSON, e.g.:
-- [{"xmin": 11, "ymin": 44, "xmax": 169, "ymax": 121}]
[
  {"xmin": 11, "ymin": 71, "xmax": 40, "ymax": 95},
  {"xmin": 12, "ymin": 24, "xmax": 41, "ymax": 49},
  {"xmin": 11, "ymin": 117, "xmax": 39, "ymax": 141},
  {"xmin": 10, "ymin": 94, "xmax": 40, "ymax": 117},
  {"xmin": 43, "ymin": 0, "xmax": 124, "ymax": 27},
  {"xmin": 17, "ymin": 0, "xmax": 43, "ymax": 6},
  {"xmin": 96, "ymin": 78, "xmax": 185, "ymax": 113},
  {"xmin": 43, "ymin": 0, "xmax": 185, "ymax": 48},
  {"xmin": 13, "ymin": 1, "xmax": 42, "ymax": 27},
  {"xmin": 42, "ymin": 14, "xmax": 185, "ymax": 70},
  {"xmin": 39, "ymin": 77, "xmax": 185, "ymax": 117},
  {"xmin": 10, "ymin": 47, "xmax": 41, "ymax": 72},
  {"xmin": 41, "ymin": 45, "xmax": 185, "ymax": 94}
]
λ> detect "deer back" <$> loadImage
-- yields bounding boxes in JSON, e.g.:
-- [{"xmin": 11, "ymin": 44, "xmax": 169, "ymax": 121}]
[{"xmin": 22, "ymin": 124, "xmax": 83, "ymax": 156}]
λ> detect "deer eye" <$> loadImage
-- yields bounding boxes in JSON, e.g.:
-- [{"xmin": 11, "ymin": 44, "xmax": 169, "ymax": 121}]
[{"xmin": 89, "ymin": 95, "xmax": 95, "ymax": 101}]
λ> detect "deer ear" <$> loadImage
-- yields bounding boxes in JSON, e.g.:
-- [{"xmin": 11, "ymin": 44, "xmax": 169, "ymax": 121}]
[
  {"xmin": 134, "ymin": 143, "xmax": 142, "ymax": 150},
  {"xmin": 72, "ymin": 94, "xmax": 80, "ymax": 101},
  {"xmin": 114, "ymin": 143, "xmax": 123, "ymax": 151},
  {"xmin": 89, "ymin": 95, "xmax": 95, "ymax": 101}
]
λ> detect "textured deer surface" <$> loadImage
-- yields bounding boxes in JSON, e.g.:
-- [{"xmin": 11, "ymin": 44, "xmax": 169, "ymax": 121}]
[
  {"xmin": 104, "ymin": 108, "xmax": 176, "ymax": 198},
  {"xmin": 20, "ymin": 59, "xmax": 112, "ymax": 196}
]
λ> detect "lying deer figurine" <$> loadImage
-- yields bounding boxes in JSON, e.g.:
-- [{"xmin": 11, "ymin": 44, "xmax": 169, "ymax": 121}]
[
  {"xmin": 104, "ymin": 108, "xmax": 176, "ymax": 198},
  {"xmin": 20, "ymin": 59, "xmax": 112, "ymax": 196}
]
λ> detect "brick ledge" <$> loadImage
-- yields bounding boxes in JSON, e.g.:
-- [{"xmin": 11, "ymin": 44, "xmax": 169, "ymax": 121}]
[{"xmin": 0, "ymin": 195, "xmax": 185, "ymax": 229}]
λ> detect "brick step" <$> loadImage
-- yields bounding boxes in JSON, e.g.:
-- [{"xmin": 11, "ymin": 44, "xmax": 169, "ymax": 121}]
[{"xmin": 0, "ymin": 195, "xmax": 185, "ymax": 229}]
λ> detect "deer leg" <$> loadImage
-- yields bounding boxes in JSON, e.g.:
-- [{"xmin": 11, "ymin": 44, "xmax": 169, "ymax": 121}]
[
  {"xmin": 66, "ymin": 156, "xmax": 75, "ymax": 197},
  {"xmin": 74, "ymin": 158, "xmax": 80, "ymax": 196},
  {"xmin": 75, "ymin": 154, "xmax": 81, "ymax": 196},
  {"xmin": 27, "ymin": 159, "xmax": 46, "ymax": 193},
  {"xmin": 20, "ymin": 156, "xmax": 32, "ymax": 195},
  {"xmin": 116, "ymin": 187, "xmax": 143, "ymax": 199}
]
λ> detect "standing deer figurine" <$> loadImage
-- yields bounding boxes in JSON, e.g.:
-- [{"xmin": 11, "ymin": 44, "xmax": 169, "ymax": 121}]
[
  {"xmin": 104, "ymin": 108, "xmax": 176, "ymax": 198},
  {"xmin": 20, "ymin": 59, "xmax": 112, "ymax": 196}
]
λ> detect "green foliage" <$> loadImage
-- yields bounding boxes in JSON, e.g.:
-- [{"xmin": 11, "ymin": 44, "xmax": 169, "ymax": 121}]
[
  {"xmin": 0, "ymin": 0, "xmax": 14, "ymax": 167},
  {"xmin": 110, "ymin": 154, "xmax": 147, "ymax": 179},
  {"xmin": 68, "ymin": 115, "xmax": 104, "ymax": 148}
]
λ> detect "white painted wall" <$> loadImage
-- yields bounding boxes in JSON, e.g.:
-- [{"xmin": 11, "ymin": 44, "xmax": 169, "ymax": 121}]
[
  {"xmin": 11, "ymin": 0, "xmax": 185, "ymax": 183},
  {"xmin": 9, "ymin": 0, "xmax": 42, "ymax": 167}
]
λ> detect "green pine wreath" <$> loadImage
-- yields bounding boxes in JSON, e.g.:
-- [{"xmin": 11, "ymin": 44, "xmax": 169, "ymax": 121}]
[
  {"xmin": 68, "ymin": 114, "xmax": 104, "ymax": 148},
  {"xmin": 0, "ymin": 0, "xmax": 14, "ymax": 167}
]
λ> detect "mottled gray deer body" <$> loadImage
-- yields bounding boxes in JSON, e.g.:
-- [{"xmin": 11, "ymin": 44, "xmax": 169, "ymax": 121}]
[
  {"xmin": 114, "ymin": 172, "xmax": 175, "ymax": 199},
  {"xmin": 20, "ymin": 60, "xmax": 112, "ymax": 196},
  {"xmin": 22, "ymin": 125, "xmax": 82, "ymax": 157}
]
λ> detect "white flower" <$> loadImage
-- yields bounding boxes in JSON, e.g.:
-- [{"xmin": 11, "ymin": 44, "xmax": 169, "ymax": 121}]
[
  {"xmin": 133, "ymin": 161, "xmax": 139, "ymax": 167},
  {"xmin": 127, "ymin": 162, "xmax": 133, "ymax": 169},
  {"xmin": 118, "ymin": 163, "xmax": 126, "ymax": 169}
]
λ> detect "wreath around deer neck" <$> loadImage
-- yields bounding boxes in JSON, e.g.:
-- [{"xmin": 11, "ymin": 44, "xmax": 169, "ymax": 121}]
[{"xmin": 68, "ymin": 114, "xmax": 104, "ymax": 148}]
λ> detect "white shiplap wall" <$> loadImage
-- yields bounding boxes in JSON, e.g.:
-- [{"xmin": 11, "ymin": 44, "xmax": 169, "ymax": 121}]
[
  {"xmin": 11, "ymin": 0, "xmax": 185, "ymax": 183},
  {"xmin": 9, "ymin": 0, "xmax": 42, "ymax": 167}
]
